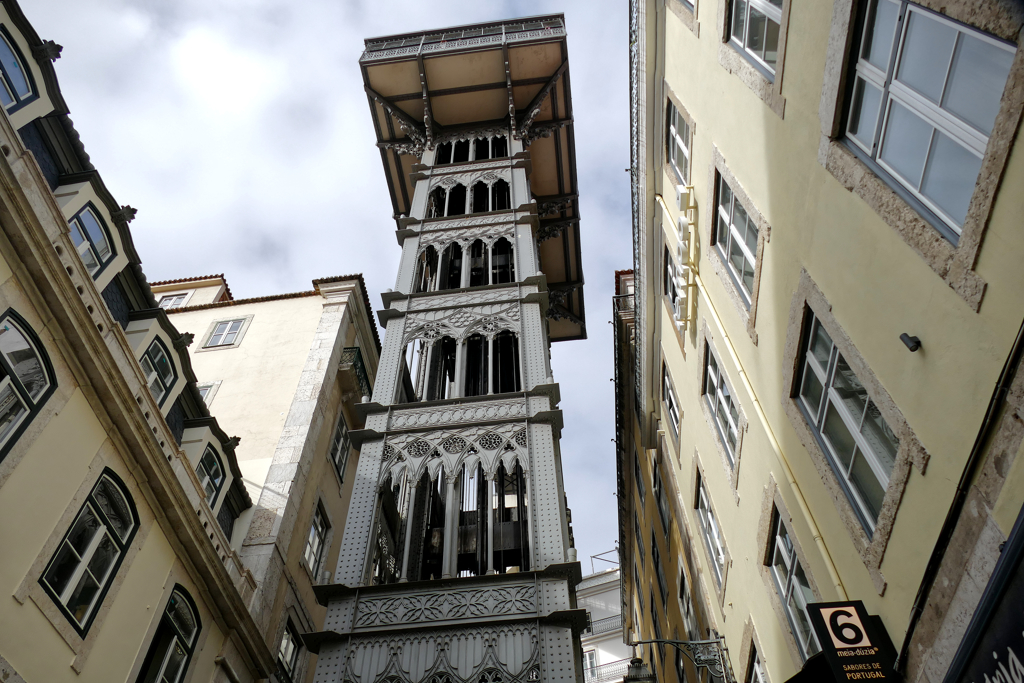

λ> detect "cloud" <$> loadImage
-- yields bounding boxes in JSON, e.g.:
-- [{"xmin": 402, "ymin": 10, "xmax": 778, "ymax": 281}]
[{"xmin": 26, "ymin": 0, "xmax": 631, "ymax": 570}]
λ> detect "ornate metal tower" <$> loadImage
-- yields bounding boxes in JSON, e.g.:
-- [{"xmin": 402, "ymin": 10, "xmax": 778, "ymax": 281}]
[{"xmin": 310, "ymin": 16, "xmax": 587, "ymax": 683}]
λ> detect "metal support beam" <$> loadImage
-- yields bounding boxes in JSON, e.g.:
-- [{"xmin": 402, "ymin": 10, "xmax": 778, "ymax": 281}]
[{"xmin": 517, "ymin": 60, "xmax": 569, "ymax": 138}]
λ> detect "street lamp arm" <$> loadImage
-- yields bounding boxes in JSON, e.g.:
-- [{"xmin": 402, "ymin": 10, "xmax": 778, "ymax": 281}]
[{"xmin": 627, "ymin": 639, "xmax": 727, "ymax": 680}]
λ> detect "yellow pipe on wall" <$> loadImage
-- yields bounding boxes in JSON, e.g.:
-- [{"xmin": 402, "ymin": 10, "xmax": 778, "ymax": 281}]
[{"xmin": 655, "ymin": 193, "xmax": 848, "ymax": 600}]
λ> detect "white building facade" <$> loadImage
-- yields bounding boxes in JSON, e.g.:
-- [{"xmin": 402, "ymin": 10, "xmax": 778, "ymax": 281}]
[{"xmin": 578, "ymin": 569, "xmax": 631, "ymax": 683}]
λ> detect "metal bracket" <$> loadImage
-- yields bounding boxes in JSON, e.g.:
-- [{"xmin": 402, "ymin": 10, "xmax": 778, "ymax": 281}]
[{"xmin": 629, "ymin": 637, "xmax": 728, "ymax": 680}]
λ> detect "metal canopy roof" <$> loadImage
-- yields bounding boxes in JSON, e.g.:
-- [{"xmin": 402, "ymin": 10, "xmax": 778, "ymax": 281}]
[{"xmin": 360, "ymin": 15, "xmax": 585, "ymax": 341}]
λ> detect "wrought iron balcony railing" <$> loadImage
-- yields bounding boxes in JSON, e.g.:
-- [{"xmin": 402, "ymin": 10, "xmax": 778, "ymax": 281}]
[
  {"xmin": 584, "ymin": 658, "xmax": 630, "ymax": 683},
  {"xmin": 341, "ymin": 347, "xmax": 372, "ymax": 400}
]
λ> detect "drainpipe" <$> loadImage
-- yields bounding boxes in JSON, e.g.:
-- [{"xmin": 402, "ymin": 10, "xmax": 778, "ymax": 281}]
[
  {"xmin": 895, "ymin": 314, "xmax": 1024, "ymax": 674},
  {"xmin": 655, "ymin": 192, "xmax": 848, "ymax": 600}
]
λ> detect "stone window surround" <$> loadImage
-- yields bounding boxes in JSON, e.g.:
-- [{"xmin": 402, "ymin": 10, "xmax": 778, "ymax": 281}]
[
  {"xmin": 754, "ymin": 477, "xmax": 824, "ymax": 669},
  {"xmin": 13, "ymin": 453, "xmax": 154, "ymax": 673},
  {"xmin": 195, "ymin": 314, "xmax": 255, "ymax": 353},
  {"xmin": 300, "ymin": 492, "xmax": 337, "ymax": 586},
  {"xmin": 664, "ymin": 87, "xmax": 696, "ymax": 187},
  {"xmin": 659, "ymin": 218, "xmax": 688, "ymax": 365},
  {"xmin": 125, "ymin": 578, "xmax": 212, "ymax": 683},
  {"xmin": 705, "ymin": 147, "xmax": 771, "ymax": 345},
  {"xmin": 196, "ymin": 379, "xmax": 223, "ymax": 408},
  {"xmin": 697, "ymin": 320, "xmax": 747, "ymax": 500},
  {"xmin": 816, "ymin": 0, "xmax": 1024, "ymax": 312},
  {"xmin": 691, "ymin": 452, "xmax": 731, "ymax": 609},
  {"xmin": 667, "ymin": 0, "xmax": 700, "ymax": 37},
  {"xmin": 781, "ymin": 269, "xmax": 930, "ymax": 594},
  {"xmin": 738, "ymin": 618, "xmax": 772, "ymax": 683},
  {"xmin": 716, "ymin": 0, "xmax": 791, "ymax": 118}
]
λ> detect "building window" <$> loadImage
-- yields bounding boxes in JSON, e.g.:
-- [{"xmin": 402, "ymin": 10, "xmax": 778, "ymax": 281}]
[
  {"xmin": 41, "ymin": 471, "xmax": 137, "ymax": 633},
  {"xmin": 651, "ymin": 595, "xmax": 665, "ymax": 660},
  {"xmin": 844, "ymin": 1, "xmax": 1014, "ymax": 237},
  {"xmin": 141, "ymin": 339, "xmax": 176, "ymax": 406},
  {"xmin": 0, "ymin": 311, "xmax": 55, "ymax": 460},
  {"xmin": 651, "ymin": 454, "xmax": 671, "ymax": 536},
  {"xmin": 635, "ymin": 510, "xmax": 646, "ymax": 567},
  {"xmin": 696, "ymin": 475, "xmax": 726, "ymax": 586},
  {"xmin": 729, "ymin": 0, "xmax": 784, "ymax": 76},
  {"xmin": 328, "ymin": 412, "xmax": 351, "ymax": 483},
  {"xmin": 278, "ymin": 620, "xmax": 303, "ymax": 682},
  {"xmin": 703, "ymin": 344, "xmax": 740, "ymax": 466},
  {"xmin": 797, "ymin": 311, "xmax": 898, "ymax": 529},
  {"xmin": 769, "ymin": 509, "xmax": 820, "ymax": 659},
  {"xmin": 303, "ymin": 503, "xmax": 329, "ymax": 577},
  {"xmin": 68, "ymin": 205, "xmax": 114, "ymax": 279},
  {"xmin": 205, "ymin": 319, "xmax": 245, "ymax": 348},
  {"xmin": 196, "ymin": 445, "xmax": 225, "ymax": 508},
  {"xmin": 634, "ymin": 559, "xmax": 644, "ymax": 611},
  {"xmin": 134, "ymin": 587, "xmax": 200, "ymax": 683},
  {"xmin": 678, "ymin": 565, "xmax": 697, "ymax": 640},
  {"xmin": 634, "ymin": 448, "xmax": 646, "ymax": 505},
  {"xmin": 652, "ymin": 531, "xmax": 668, "ymax": 606},
  {"xmin": 714, "ymin": 174, "xmax": 758, "ymax": 304},
  {"xmin": 196, "ymin": 383, "xmax": 213, "ymax": 404},
  {"xmin": 158, "ymin": 294, "xmax": 188, "ymax": 309},
  {"xmin": 434, "ymin": 135, "xmax": 508, "ymax": 164},
  {"xmin": 664, "ymin": 246, "xmax": 686, "ymax": 324},
  {"xmin": 583, "ymin": 650, "xmax": 598, "ymax": 680},
  {"xmin": 676, "ymin": 647, "xmax": 690, "ymax": 683},
  {"xmin": 667, "ymin": 101, "xmax": 691, "ymax": 183},
  {"xmin": 747, "ymin": 646, "xmax": 767, "ymax": 683},
  {"xmin": 0, "ymin": 27, "xmax": 34, "ymax": 110},
  {"xmin": 662, "ymin": 364, "xmax": 680, "ymax": 435}
]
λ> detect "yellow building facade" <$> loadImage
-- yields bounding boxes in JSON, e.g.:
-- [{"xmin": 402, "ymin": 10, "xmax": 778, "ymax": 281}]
[{"xmin": 619, "ymin": 0, "xmax": 1024, "ymax": 682}]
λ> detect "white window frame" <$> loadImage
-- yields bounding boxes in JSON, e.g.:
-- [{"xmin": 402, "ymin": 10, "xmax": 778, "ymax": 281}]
[
  {"xmin": 696, "ymin": 477, "xmax": 726, "ymax": 587},
  {"xmin": 667, "ymin": 100, "xmax": 691, "ymax": 183},
  {"xmin": 303, "ymin": 503, "xmax": 329, "ymax": 577},
  {"xmin": 140, "ymin": 339, "xmax": 175, "ymax": 406},
  {"xmin": 635, "ymin": 511, "xmax": 646, "ymax": 567},
  {"xmin": 68, "ymin": 206, "xmax": 114, "ymax": 279},
  {"xmin": 278, "ymin": 620, "xmax": 302, "ymax": 681},
  {"xmin": 0, "ymin": 28, "xmax": 33, "ymax": 110},
  {"xmin": 798, "ymin": 312, "xmax": 898, "ymax": 529},
  {"xmin": 328, "ymin": 412, "xmax": 351, "ymax": 484},
  {"xmin": 661, "ymin": 364, "xmax": 681, "ymax": 435},
  {"xmin": 769, "ymin": 510, "xmax": 820, "ymax": 660},
  {"xmin": 678, "ymin": 564, "xmax": 697, "ymax": 640},
  {"xmin": 583, "ymin": 649, "xmax": 598, "ymax": 679},
  {"xmin": 205, "ymin": 319, "xmax": 245, "ymax": 348},
  {"xmin": 747, "ymin": 647, "xmax": 767, "ymax": 683},
  {"xmin": 0, "ymin": 313, "xmax": 52, "ymax": 454},
  {"xmin": 715, "ymin": 174, "xmax": 758, "ymax": 305},
  {"xmin": 729, "ymin": 0, "xmax": 785, "ymax": 76},
  {"xmin": 704, "ymin": 344, "xmax": 740, "ymax": 466},
  {"xmin": 196, "ymin": 445, "xmax": 225, "ymax": 508},
  {"xmin": 664, "ymin": 246, "xmax": 687, "ymax": 326},
  {"xmin": 158, "ymin": 292, "xmax": 190, "ymax": 309}
]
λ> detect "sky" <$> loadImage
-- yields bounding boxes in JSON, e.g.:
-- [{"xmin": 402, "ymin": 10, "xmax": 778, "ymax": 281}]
[{"xmin": 26, "ymin": 0, "xmax": 632, "ymax": 573}]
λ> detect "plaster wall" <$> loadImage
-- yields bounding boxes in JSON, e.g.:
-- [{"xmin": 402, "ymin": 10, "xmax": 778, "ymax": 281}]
[{"xmin": 635, "ymin": 0, "xmax": 1024, "ymax": 681}]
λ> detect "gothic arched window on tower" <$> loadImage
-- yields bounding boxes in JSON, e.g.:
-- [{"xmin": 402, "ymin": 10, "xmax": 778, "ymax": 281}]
[
  {"xmin": 427, "ymin": 187, "xmax": 447, "ymax": 218},
  {"xmin": 468, "ymin": 240, "xmax": 489, "ymax": 287},
  {"xmin": 464, "ymin": 334, "xmax": 488, "ymax": 397},
  {"xmin": 401, "ymin": 339, "xmax": 426, "ymax": 402},
  {"xmin": 492, "ymin": 331, "xmax": 521, "ymax": 393},
  {"xmin": 493, "ymin": 460, "xmax": 529, "ymax": 573},
  {"xmin": 439, "ymin": 243, "xmax": 463, "ymax": 290},
  {"xmin": 491, "ymin": 238, "xmax": 515, "ymax": 284},
  {"xmin": 414, "ymin": 469, "xmax": 447, "ymax": 581},
  {"xmin": 435, "ymin": 142, "xmax": 453, "ymax": 165},
  {"xmin": 491, "ymin": 180, "xmax": 510, "ymax": 211},
  {"xmin": 425, "ymin": 336, "xmax": 457, "ymax": 401},
  {"xmin": 491, "ymin": 135, "xmax": 508, "ymax": 158},
  {"xmin": 446, "ymin": 184, "xmax": 467, "ymax": 217},
  {"xmin": 452, "ymin": 140, "xmax": 471, "ymax": 163},
  {"xmin": 370, "ymin": 475, "xmax": 401, "ymax": 585},
  {"xmin": 471, "ymin": 181, "xmax": 490, "ymax": 213},
  {"xmin": 414, "ymin": 246, "xmax": 439, "ymax": 293},
  {"xmin": 474, "ymin": 138, "xmax": 490, "ymax": 161},
  {"xmin": 457, "ymin": 463, "xmax": 488, "ymax": 577}
]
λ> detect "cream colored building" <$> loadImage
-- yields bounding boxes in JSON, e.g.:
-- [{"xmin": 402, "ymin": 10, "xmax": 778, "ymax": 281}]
[
  {"xmin": 620, "ymin": 1, "xmax": 1024, "ymax": 682},
  {"xmin": 159, "ymin": 273, "xmax": 381, "ymax": 683}
]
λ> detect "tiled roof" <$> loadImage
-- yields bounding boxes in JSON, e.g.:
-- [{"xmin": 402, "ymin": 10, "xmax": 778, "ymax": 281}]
[{"xmin": 149, "ymin": 273, "xmax": 234, "ymax": 301}]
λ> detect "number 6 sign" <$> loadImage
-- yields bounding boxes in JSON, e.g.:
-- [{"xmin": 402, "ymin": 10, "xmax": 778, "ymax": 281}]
[
  {"xmin": 818, "ymin": 605, "xmax": 871, "ymax": 649},
  {"xmin": 807, "ymin": 601, "xmax": 898, "ymax": 682}
]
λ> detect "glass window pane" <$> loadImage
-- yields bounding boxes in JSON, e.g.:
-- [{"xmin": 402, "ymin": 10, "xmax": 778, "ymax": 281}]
[
  {"xmin": 800, "ymin": 365, "xmax": 824, "ymax": 418},
  {"xmin": 0, "ymin": 35, "xmax": 30, "ymax": 99},
  {"xmin": 832, "ymin": 356, "xmax": 868, "ymax": 421},
  {"xmin": 742, "ymin": 257, "xmax": 755, "ymax": 295},
  {"xmin": 0, "ymin": 381, "xmax": 26, "ymax": 442},
  {"xmin": 0, "ymin": 321, "xmax": 46, "ymax": 400},
  {"xmin": 747, "ymin": 8, "xmax": 767, "ymax": 59},
  {"xmin": 810, "ymin": 321, "xmax": 833, "ymax": 367},
  {"xmin": 0, "ymin": 81, "xmax": 12, "ymax": 107},
  {"xmin": 880, "ymin": 100, "xmax": 932, "ymax": 189},
  {"xmin": 744, "ymin": 215, "xmax": 758, "ymax": 255},
  {"xmin": 151, "ymin": 346, "xmax": 174, "ymax": 384},
  {"xmin": 68, "ymin": 505, "xmax": 100, "ymax": 555},
  {"xmin": 763, "ymin": 17, "xmax": 780, "ymax": 69},
  {"xmin": 848, "ymin": 78, "xmax": 884, "ymax": 149},
  {"xmin": 896, "ymin": 11, "xmax": 957, "ymax": 102},
  {"xmin": 850, "ymin": 448, "xmax": 886, "ymax": 521},
  {"xmin": 167, "ymin": 591, "xmax": 197, "ymax": 642},
  {"xmin": 732, "ymin": 0, "xmax": 748, "ymax": 42},
  {"xmin": 862, "ymin": 0, "xmax": 900, "ymax": 71},
  {"xmin": 86, "ymin": 532, "xmax": 118, "ymax": 584},
  {"xmin": 67, "ymin": 571, "xmax": 101, "ymax": 623},
  {"xmin": 823, "ymin": 404, "xmax": 856, "ymax": 469},
  {"xmin": 772, "ymin": 537, "xmax": 791, "ymax": 585},
  {"xmin": 920, "ymin": 131, "xmax": 983, "ymax": 228},
  {"xmin": 729, "ymin": 237, "xmax": 746, "ymax": 285},
  {"xmin": 161, "ymin": 640, "xmax": 187, "ymax": 683},
  {"xmin": 719, "ymin": 176, "xmax": 733, "ymax": 214},
  {"xmin": 94, "ymin": 477, "xmax": 134, "ymax": 542},
  {"xmin": 44, "ymin": 541, "xmax": 83, "ymax": 596},
  {"xmin": 79, "ymin": 209, "xmax": 111, "ymax": 261},
  {"xmin": 861, "ymin": 400, "xmax": 898, "ymax": 474},
  {"xmin": 943, "ymin": 33, "xmax": 1013, "ymax": 136}
]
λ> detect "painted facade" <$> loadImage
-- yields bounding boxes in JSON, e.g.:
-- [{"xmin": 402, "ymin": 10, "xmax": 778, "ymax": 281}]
[
  {"xmin": 304, "ymin": 16, "xmax": 589, "ymax": 683},
  {"xmin": 578, "ymin": 568, "xmax": 632, "ymax": 683},
  {"xmin": 619, "ymin": 0, "xmax": 1024, "ymax": 682}
]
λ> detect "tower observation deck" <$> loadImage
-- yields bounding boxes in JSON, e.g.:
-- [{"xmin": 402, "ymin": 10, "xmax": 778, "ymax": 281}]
[{"xmin": 308, "ymin": 16, "xmax": 588, "ymax": 683}]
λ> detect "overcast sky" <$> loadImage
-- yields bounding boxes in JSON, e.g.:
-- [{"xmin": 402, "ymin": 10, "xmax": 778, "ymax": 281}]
[{"xmin": 26, "ymin": 0, "xmax": 631, "ymax": 573}]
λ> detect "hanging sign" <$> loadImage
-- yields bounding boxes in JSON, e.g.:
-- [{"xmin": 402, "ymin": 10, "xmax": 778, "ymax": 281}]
[{"xmin": 807, "ymin": 601, "xmax": 899, "ymax": 682}]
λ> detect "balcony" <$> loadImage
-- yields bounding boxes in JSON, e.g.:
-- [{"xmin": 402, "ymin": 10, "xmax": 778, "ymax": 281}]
[
  {"xmin": 584, "ymin": 658, "xmax": 630, "ymax": 683},
  {"xmin": 584, "ymin": 614, "xmax": 623, "ymax": 636},
  {"xmin": 341, "ymin": 346, "xmax": 372, "ymax": 400}
]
